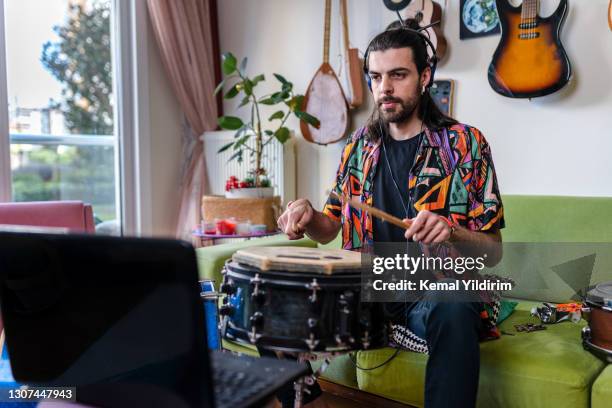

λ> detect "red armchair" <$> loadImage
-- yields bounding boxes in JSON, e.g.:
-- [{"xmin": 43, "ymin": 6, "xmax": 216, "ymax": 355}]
[
  {"xmin": 0, "ymin": 200, "xmax": 95, "ymax": 233},
  {"xmin": 0, "ymin": 201, "xmax": 96, "ymax": 339}
]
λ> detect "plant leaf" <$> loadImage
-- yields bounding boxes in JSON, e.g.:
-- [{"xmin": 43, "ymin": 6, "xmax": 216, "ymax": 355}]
[
  {"xmin": 268, "ymin": 110, "xmax": 285, "ymax": 121},
  {"xmin": 234, "ymin": 125, "xmax": 248, "ymax": 138},
  {"xmin": 222, "ymin": 52, "xmax": 237, "ymax": 75},
  {"xmin": 238, "ymin": 95, "xmax": 250, "ymax": 108},
  {"xmin": 258, "ymin": 97, "xmax": 275, "ymax": 105},
  {"xmin": 282, "ymin": 82, "xmax": 293, "ymax": 93},
  {"xmin": 213, "ymin": 79, "xmax": 226, "ymax": 96},
  {"xmin": 239, "ymin": 57, "xmax": 248, "ymax": 76},
  {"xmin": 264, "ymin": 130, "xmax": 274, "ymax": 136},
  {"xmin": 274, "ymin": 127, "xmax": 290, "ymax": 143},
  {"xmin": 273, "ymin": 73, "xmax": 288, "ymax": 84},
  {"xmin": 217, "ymin": 142, "xmax": 234, "ymax": 153},
  {"xmin": 233, "ymin": 135, "xmax": 251, "ymax": 150},
  {"xmin": 218, "ymin": 116, "xmax": 244, "ymax": 130},
  {"xmin": 252, "ymin": 74, "xmax": 265, "ymax": 86},
  {"xmin": 295, "ymin": 111, "xmax": 320, "ymax": 129},
  {"xmin": 224, "ymin": 85, "xmax": 240, "ymax": 99},
  {"xmin": 287, "ymin": 95, "xmax": 304, "ymax": 111},
  {"xmin": 243, "ymin": 79, "xmax": 253, "ymax": 96},
  {"xmin": 227, "ymin": 149, "xmax": 243, "ymax": 163},
  {"xmin": 217, "ymin": 141, "xmax": 234, "ymax": 153}
]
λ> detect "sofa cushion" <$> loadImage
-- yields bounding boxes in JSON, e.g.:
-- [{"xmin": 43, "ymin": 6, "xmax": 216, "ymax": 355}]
[
  {"xmin": 312, "ymin": 355, "xmax": 359, "ymax": 389},
  {"xmin": 592, "ymin": 364, "xmax": 612, "ymax": 408},
  {"xmin": 356, "ymin": 301, "xmax": 606, "ymax": 408},
  {"xmin": 501, "ymin": 195, "xmax": 612, "ymax": 243}
]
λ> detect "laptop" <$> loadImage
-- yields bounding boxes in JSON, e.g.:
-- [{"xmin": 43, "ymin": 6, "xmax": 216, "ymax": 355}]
[{"xmin": 0, "ymin": 232, "xmax": 308, "ymax": 407}]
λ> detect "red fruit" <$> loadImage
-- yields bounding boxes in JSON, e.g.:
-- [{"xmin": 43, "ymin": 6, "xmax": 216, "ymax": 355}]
[{"xmin": 239, "ymin": 181, "xmax": 248, "ymax": 188}]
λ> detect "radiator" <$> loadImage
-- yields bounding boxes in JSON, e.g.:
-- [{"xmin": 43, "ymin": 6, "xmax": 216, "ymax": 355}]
[{"xmin": 200, "ymin": 130, "xmax": 296, "ymax": 203}]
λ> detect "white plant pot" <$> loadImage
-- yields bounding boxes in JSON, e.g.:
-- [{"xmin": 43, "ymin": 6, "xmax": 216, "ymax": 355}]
[{"xmin": 225, "ymin": 187, "xmax": 274, "ymax": 199}]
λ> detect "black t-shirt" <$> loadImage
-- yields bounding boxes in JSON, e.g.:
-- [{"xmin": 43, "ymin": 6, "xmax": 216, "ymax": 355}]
[{"xmin": 373, "ymin": 132, "xmax": 423, "ymax": 242}]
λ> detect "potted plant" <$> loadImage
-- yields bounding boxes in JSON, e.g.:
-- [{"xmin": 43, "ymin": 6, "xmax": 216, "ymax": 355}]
[{"xmin": 215, "ymin": 52, "xmax": 319, "ymax": 198}]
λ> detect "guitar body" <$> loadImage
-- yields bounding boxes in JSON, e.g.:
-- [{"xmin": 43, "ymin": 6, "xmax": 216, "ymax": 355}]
[
  {"xmin": 403, "ymin": 0, "xmax": 447, "ymax": 60},
  {"xmin": 345, "ymin": 48, "xmax": 364, "ymax": 108},
  {"xmin": 301, "ymin": 62, "xmax": 349, "ymax": 145},
  {"xmin": 488, "ymin": 0, "xmax": 571, "ymax": 98},
  {"xmin": 341, "ymin": 0, "xmax": 364, "ymax": 109}
]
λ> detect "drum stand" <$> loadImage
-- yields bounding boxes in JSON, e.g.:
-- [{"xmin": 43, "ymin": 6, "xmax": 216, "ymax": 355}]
[{"xmin": 292, "ymin": 353, "xmax": 337, "ymax": 408}]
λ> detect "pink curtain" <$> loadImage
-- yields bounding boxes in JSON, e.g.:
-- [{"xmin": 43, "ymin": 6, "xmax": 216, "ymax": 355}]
[{"xmin": 147, "ymin": 0, "xmax": 219, "ymax": 238}]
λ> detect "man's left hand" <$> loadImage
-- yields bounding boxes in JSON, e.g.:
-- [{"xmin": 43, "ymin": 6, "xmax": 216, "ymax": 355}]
[{"xmin": 404, "ymin": 210, "xmax": 452, "ymax": 244}]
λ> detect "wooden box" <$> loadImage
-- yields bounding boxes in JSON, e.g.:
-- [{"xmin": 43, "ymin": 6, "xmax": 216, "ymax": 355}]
[{"xmin": 201, "ymin": 195, "xmax": 282, "ymax": 232}]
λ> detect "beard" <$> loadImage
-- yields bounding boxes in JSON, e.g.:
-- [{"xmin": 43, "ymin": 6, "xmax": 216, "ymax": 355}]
[{"xmin": 378, "ymin": 92, "xmax": 420, "ymax": 124}]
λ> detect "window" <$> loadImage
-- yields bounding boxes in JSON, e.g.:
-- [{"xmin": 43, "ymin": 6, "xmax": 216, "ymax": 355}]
[
  {"xmin": 0, "ymin": 0, "xmax": 151, "ymax": 235},
  {"xmin": 2, "ymin": 0, "xmax": 118, "ymax": 230}
]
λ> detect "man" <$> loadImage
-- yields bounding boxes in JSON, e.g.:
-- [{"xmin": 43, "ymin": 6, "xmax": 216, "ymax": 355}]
[{"xmin": 276, "ymin": 25, "xmax": 505, "ymax": 408}]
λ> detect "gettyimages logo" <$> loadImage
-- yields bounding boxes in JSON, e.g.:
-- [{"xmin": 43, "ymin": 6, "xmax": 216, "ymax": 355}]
[{"xmin": 371, "ymin": 253, "xmax": 487, "ymax": 275}]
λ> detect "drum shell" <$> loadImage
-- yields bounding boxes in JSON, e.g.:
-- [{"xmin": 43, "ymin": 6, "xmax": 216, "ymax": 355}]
[
  {"xmin": 586, "ymin": 304, "xmax": 612, "ymax": 351},
  {"xmin": 221, "ymin": 260, "xmax": 386, "ymax": 352},
  {"xmin": 199, "ymin": 279, "xmax": 222, "ymax": 350},
  {"xmin": 583, "ymin": 281, "xmax": 612, "ymax": 354}
]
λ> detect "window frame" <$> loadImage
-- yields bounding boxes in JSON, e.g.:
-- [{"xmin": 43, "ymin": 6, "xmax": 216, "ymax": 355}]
[{"xmin": 0, "ymin": 0, "xmax": 152, "ymax": 236}]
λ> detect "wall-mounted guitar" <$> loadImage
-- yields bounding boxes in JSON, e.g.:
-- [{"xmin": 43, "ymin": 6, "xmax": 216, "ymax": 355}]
[
  {"xmin": 609, "ymin": 0, "xmax": 612, "ymax": 31},
  {"xmin": 488, "ymin": 0, "xmax": 571, "ymax": 99},
  {"xmin": 301, "ymin": 0, "xmax": 349, "ymax": 145},
  {"xmin": 401, "ymin": 0, "xmax": 447, "ymax": 61}
]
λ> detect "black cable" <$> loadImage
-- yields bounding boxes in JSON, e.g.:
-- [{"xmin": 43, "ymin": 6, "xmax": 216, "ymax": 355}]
[{"xmin": 348, "ymin": 348, "xmax": 401, "ymax": 371}]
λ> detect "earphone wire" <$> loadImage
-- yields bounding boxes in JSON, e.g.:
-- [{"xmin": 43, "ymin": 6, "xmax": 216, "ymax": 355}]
[
  {"xmin": 350, "ymin": 10, "xmax": 436, "ymax": 371},
  {"xmin": 350, "ymin": 119, "xmax": 426, "ymax": 371}
]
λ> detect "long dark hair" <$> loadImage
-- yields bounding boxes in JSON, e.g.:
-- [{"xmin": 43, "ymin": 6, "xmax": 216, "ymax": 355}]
[{"xmin": 364, "ymin": 21, "xmax": 457, "ymax": 141}]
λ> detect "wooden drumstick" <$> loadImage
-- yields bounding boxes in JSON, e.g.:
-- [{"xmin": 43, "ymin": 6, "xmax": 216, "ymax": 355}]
[{"xmin": 329, "ymin": 191, "xmax": 412, "ymax": 229}]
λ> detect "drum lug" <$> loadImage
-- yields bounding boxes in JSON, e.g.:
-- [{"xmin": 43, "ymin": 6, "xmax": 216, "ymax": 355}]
[
  {"xmin": 219, "ymin": 304, "xmax": 234, "ymax": 317},
  {"xmin": 251, "ymin": 290, "xmax": 266, "ymax": 306},
  {"xmin": 220, "ymin": 279, "xmax": 236, "ymax": 295},
  {"xmin": 581, "ymin": 306, "xmax": 591, "ymax": 322},
  {"xmin": 581, "ymin": 326, "xmax": 591, "ymax": 341},
  {"xmin": 363, "ymin": 279, "xmax": 373, "ymax": 302},
  {"xmin": 305, "ymin": 333, "xmax": 320, "ymax": 351},
  {"xmin": 307, "ymin": 279, "xmax": 321, "ymax": 303},
  {"xmin": 248, "ymin": 327, "xmax": 262, "ymax": 344},
  {"xmin": 306, "ymin": 318, "xmax": 320, "ymax": 351},
  {"xmin": 334, "ymin": 334, "xmax": 354, "ymax": 347},
  {"xmin": 361, "ymin": 330, "xmax": 371, "ymax": 349},
  {"xmin": 250, "ymin": 273, "xmax": 264, "ymax": 299},
  {"xmin": 335, "ymin": 334, "xmax": 345, "ymax": 348},
  {"xmin": 248, "ymin": 311, "xmax": 264, "ymax": 344}
]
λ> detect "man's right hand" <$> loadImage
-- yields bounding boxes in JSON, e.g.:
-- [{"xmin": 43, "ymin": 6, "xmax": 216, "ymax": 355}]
[{"xmin": 277, "ymin": 199, "xmax": 314, "ymax": 240}]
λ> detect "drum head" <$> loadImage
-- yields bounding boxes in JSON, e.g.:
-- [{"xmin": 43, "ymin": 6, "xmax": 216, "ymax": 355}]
[
  {"xmin": 232, "ymin": 246, "xmax": 364, "ymax": 275},
  {"xmin": 586, "ymin": 281, "xmax": 612, "ymax": 307}
]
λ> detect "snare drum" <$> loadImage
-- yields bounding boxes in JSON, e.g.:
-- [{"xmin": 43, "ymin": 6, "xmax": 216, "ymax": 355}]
[
  {"xmin": 219, "ymin": 247, "xmax": 387, "ymax": 353},
  {"xmin": 581, "ymin": 281, "xmax": 612, "ymax": 362}
]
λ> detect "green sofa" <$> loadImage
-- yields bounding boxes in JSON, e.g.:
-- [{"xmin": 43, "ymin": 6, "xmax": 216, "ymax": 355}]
[{"xmin": 196, "ymin": 195, "xmax": 612, "ymax": 407}]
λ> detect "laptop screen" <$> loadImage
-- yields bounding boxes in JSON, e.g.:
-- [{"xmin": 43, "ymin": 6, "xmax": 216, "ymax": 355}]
[{"xmin": 0, "ymin": 232, "xmax": 214, "ymax": 407}]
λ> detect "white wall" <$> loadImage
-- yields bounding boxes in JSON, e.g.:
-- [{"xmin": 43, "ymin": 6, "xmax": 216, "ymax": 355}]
[{"xmin": 218, "ymin": 0, "xmax": 612, "ymax": 208}]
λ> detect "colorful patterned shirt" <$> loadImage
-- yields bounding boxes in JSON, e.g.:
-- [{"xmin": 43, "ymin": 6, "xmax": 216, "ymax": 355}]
[
  {"xmin": 322, "ymin": 123, "xmax": 506, "ymax": 339},
  {"xmin": 323, "ymin": 123, "xmax": 504, "ymax": 249}
]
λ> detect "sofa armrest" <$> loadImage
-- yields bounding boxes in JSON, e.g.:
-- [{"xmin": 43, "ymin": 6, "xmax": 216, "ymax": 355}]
[{"xmin": 195, "ymin": 235, "xmax": 317, "ymax": 284}]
